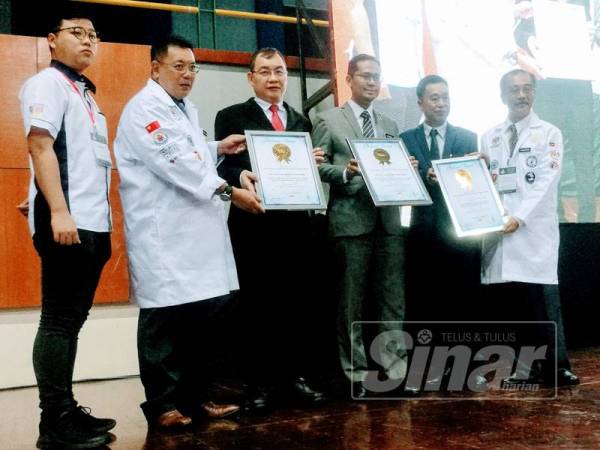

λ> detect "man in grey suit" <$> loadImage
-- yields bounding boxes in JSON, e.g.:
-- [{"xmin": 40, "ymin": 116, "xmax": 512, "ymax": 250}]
[{"xmin": 312, "ymin": 54, "xmax": 414, "ymax": 398}]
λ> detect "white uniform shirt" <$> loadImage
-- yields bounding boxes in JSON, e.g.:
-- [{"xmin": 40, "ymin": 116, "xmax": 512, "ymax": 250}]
[
  {"xmin": 480, "ymin": 112, "xmax": 563, "ymax": 285},
  {"xmin": 114, "ymin": 79, "xmax": 238, "ymax": 308},
  {"xmin": 19, "ymin": 61, "xmax": 112, "ymax": 234}
]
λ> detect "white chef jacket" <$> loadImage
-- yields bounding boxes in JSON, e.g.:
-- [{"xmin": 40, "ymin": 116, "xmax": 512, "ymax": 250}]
[
  {"xmin": 480, "ymin": 112, "xmax": 563, "ymax": 285},
  {"xmin": 114, "ymin": 79, "xmax": 238, "ymax": 308}
]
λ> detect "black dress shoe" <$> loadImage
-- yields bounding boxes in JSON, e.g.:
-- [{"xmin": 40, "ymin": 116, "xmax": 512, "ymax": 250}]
[
  {"xmin": 502, "ymin": 372, "xmax": 544, "ymax": 387},
  {"xmin": 285, "ymin": 377, "xmax": 325, "ymax": 405},
  {"xmin": 468, "ymin": 374, "xmax": 489, "ymax": 392},
  {"xmin": 556, "ymin": 369, "xmax": 580, "ymax": 387},
  {"xmin": 241, "ymin": 386, "xmax": 269, "ymax": 414},
  {"xmin": 350, "ymin": 382, "xmax": 369, "ymax": 400}
]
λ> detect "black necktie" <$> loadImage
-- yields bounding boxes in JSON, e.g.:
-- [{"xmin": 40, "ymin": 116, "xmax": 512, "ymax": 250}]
[
  {"xmin": 508, "ymin": 124, "xmax": 518, "ymax": 156},
  {"xmin": 429, "ymin": 128, "xmax": 439, "ymax": 159},
  {"xmin": 361, "ymin": 110, "xmax": 374, "ymax": 138}
]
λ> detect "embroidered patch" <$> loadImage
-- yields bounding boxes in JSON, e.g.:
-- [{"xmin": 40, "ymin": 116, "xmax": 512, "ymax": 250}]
[
  {"xmin": 525, "ymin": 171, "xmax": 536, "ymax": 184},
  {"xmin": 152, "ymin": 131, "xmax": 169, "ymax": 146},
  {"xmin": 526, "ymin": 155, "xmax": 537, "ymax": 168},
  {"xmin": 158, "ymin": 143, "xmax": 179, "ymax": 163},
  {"xmin": 30, "ymin": 104, "xmax": 45, "ymax": 118},
  {"xmin": 145, "ymin": 121, "xmax": 161, "ymax": 133},
  {"xmin": 169, "ymin": 106, "xmax": 181, "ymax": 121}
]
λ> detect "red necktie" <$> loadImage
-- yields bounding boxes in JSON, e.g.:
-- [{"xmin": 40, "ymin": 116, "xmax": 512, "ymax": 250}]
[{"xmin": 269, "ymin": 104, "xmax": 285, "ymax": 131}]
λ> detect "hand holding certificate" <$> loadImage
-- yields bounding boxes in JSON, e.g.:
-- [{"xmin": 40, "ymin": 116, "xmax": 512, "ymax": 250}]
[
  {"xmin": 245, "ymin": 130, "xmax": 327, "ymax": 210},
  {"xmin": 347, "ymin": 139, "xmax": 432, "ymax": 206},
  {"xmin": 431, "ymin": 156, "xmax": 506, "ymax": 237}
]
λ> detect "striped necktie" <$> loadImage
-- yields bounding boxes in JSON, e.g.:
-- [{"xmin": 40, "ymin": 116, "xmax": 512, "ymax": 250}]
[
  {"xmin": 361, "ymin": 110, "xmax": 374, "ymax": 138},
  {"xmin": 508, "ymin": 123, "xmax": 518, "ymax": 156}
]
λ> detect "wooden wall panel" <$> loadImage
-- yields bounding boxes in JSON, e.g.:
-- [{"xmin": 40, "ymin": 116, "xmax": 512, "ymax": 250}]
[
  {"xmin": 0, "ymin": 169, "xmax": 130, "ymax": 308},
  {"xmin": 0, "ymin": 35, "xmax": 37, "ymax": 169},
  {"xmin": 0, "ymin": 169, "xmax": 40, "ymax": 307},
  {"xmin": 0, "ymin": 36, "xmax": 150, "ymax": 308}
]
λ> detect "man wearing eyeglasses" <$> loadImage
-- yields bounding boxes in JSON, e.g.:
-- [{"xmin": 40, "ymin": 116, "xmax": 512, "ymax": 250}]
[
  {"xmin": 114, "ymin": 36, "xmax": 264, "ymax": 429},
  {"xmin": 18, "ymin": 10, "xmax": 116, "ymax": 449},
  {"xmin": 213, "ymin": 47, "xmax": 325, "ymax": 413},
  {"xmin": 312, "ymin": 54, "xmax": 414, "ymax": 398},
  {"xmin": 481, "ymin": 69, "xmax": 579, "ymax": 388}
]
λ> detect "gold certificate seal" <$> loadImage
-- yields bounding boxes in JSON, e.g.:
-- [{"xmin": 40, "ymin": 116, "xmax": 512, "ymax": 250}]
[
  {"xmin": 373, "ymin": 148, "xmax": 391, "ymax": 165},
  {"xmin": 272, "ymin": 143, "xmax": 292, "ymax": 163},
  {"xmin": 455, "ymin": 168, "xmax": 473, "ymax": 191}
]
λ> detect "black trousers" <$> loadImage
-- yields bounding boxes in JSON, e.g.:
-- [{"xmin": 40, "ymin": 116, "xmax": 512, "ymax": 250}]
[
  {"xmin": 483, "ymin": 282, "xmax": 571, "ymax": 375},
  {"xmin": 137, "ymin": 295, "xmax": 230, "ymax": 422},
  {"xmin": 32, "ymin": 229, "xmax": 111, "ymax": 417}
]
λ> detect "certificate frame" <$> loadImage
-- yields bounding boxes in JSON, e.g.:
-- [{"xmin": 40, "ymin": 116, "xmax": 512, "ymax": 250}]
[
  {"xmin": 244, "ymin": 130, "xmax": 327, "ymax": 210},
  {"xmin": 431, "ymin": 156, "xmax": 506, "ymax": 237},
  {"xmin": 347, "ymin": 138, "xmax": 432, "ymax": 206}
]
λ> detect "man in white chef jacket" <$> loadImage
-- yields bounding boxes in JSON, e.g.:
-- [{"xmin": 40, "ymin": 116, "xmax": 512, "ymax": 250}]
[
  {"xmin": 114, "ymin": 36, "xmax": 264, "ymax": 429},
  {"xmin": 480, "ymin": 69, "xmax": 579, "ymax": 387}
]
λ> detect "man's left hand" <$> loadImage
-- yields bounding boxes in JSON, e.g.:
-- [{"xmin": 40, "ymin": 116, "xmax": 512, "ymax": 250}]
[{"xmin": 218, "ymin": 134, "xmax": 246, "ymax": 155}]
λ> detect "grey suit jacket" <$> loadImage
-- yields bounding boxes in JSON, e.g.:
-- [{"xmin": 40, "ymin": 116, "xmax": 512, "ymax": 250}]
[{"xmin": 312, "ymin": 102, "xmax": 402, "ymax": 237}]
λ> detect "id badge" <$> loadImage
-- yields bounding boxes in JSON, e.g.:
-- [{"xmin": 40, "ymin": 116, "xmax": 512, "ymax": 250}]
[
  {"xmin": 497, "ymin": 166, "xmax": 517, "ymax": 194},
  {"xmin": 91, "ymin": 115, "xmax": 112, "ymax": 168}
]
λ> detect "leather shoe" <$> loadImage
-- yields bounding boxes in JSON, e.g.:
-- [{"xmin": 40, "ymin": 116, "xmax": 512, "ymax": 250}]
[
  {"xmin": 285, "ymin": 377, "xmax": 326, "ymax": 405},
  {"xmin": 156, "ymin": 410, "xmax": 192, "ymax": 429},
  {"xmin": 468, "ymin": 374, "xmax": 489, "ymax": 392},
  {"xmin": 556, "ymin": 369, "xmax": 580, "ymax": 387},
  {"xmin": 351, "ymin": 382, "xmax": 369, "ymax": 400},
  {"xmin": 200, "ymin": 401, "xmax": 240, "ymax": 419},
  {"xmin": 241, "ymin": 386, "xmax": 269, "ymax": 413},
  {"xmin": 502, "ymin": 373, "xmax": 544, "ymax": 387}
]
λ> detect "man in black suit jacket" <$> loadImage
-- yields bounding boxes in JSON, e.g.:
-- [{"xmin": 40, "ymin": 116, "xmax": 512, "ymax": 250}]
[
  {"xmin": 215, "ymin": 48, "xmax": 324, "ymax": 412},
  {"xmin": 400, "ymin": 75, "xmax": 481, "ymax": 322}
]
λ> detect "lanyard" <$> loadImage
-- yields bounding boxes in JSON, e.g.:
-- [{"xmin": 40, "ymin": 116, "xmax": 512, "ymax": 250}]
[{"xmin": 57, "ymin": 69, "xmax": 96, "ymax": 126}]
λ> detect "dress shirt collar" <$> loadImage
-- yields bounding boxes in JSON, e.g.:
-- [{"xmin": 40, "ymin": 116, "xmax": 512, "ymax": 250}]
[
  {"xmin": 348, "ymin": 99, "xmax": 375, "ymax": 122},
  {"xmin": 254, "ymin": 96, "xmax": 284, "ymax": 113},
  {"xmin": 423, "ymin": 121, "xmax": 447, "ymax": 140},
  {"xmin": 504, "ymin": 111, "xmax": 533, "ymax": 135},
  {"xmin": 51, "ymin": 59, "xmax": 96, "ymax": 93}
]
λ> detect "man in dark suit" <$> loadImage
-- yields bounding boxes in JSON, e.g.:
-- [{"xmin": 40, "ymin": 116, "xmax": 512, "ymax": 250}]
[
  {"xmin": 215, "ymin": 47, "xmax": 324, "ymax": 412},
  {"xmin": 312, "ymin": 54, "xmax": 413, "ymax": 398},
  {"xmin": 400, "ymin": 75, "xmax": 480, "ymax": 322}
]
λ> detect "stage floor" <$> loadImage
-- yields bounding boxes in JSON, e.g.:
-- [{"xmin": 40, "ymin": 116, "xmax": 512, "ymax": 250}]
[{"xmin": 1, "ymin": 347, "xmax": 599, "ymax": 450}]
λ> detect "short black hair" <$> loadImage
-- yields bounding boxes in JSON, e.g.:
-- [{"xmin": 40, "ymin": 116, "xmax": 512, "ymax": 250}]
[
  {"xmin": 48, "ymin": 3, "xmax": 93, "ymax": 33},
  {"xmin": 347, "ymin": 54, "xmax": 380, "ymax": 76},
  {"xmin": 151, "ymin": 35, "xmax": 195, "ymax": 62},
  {"xmin": 416, "ymin": 75, "xmax": 448, "ymax": 99},
  {"xmin": 500, "ymin": 69, "xmax": 536, "ymax": 94},
  {"xmin": 249, "ymin": 47, "xmax": 286, "ymax": 72}
]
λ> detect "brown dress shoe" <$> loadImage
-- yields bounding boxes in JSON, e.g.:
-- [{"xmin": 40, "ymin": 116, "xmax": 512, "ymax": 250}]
[
  {"xmin": 200, "ymin": 401, "xmax": 240, "ymax": 419},
  {"xmin": 156, "ymin": 409, "xmax": 192, "ymax": 429}
]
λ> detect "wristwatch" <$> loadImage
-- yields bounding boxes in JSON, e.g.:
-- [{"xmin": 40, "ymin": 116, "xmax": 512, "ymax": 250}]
[{"xmin": 218, "ymin": 183, "xmax": 233, "ymax": 201}]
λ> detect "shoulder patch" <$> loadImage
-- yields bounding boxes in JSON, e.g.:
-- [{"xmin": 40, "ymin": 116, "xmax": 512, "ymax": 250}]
[{"xmin": 145, "ymin": 121, "xmax": 160, "ymax": 133}]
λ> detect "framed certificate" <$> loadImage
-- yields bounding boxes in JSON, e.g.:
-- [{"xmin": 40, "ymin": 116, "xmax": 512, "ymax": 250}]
[
  {"xmin": 347, "ymin": 139, "xmax": 432, "ymax": 206},
  {"xmin": 431, "ymin": 156, "xmax": 506, "ymax": 237},
  {"xmin": 245, "ymin": 130, "xmax": 327, "ymax": 210}
]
